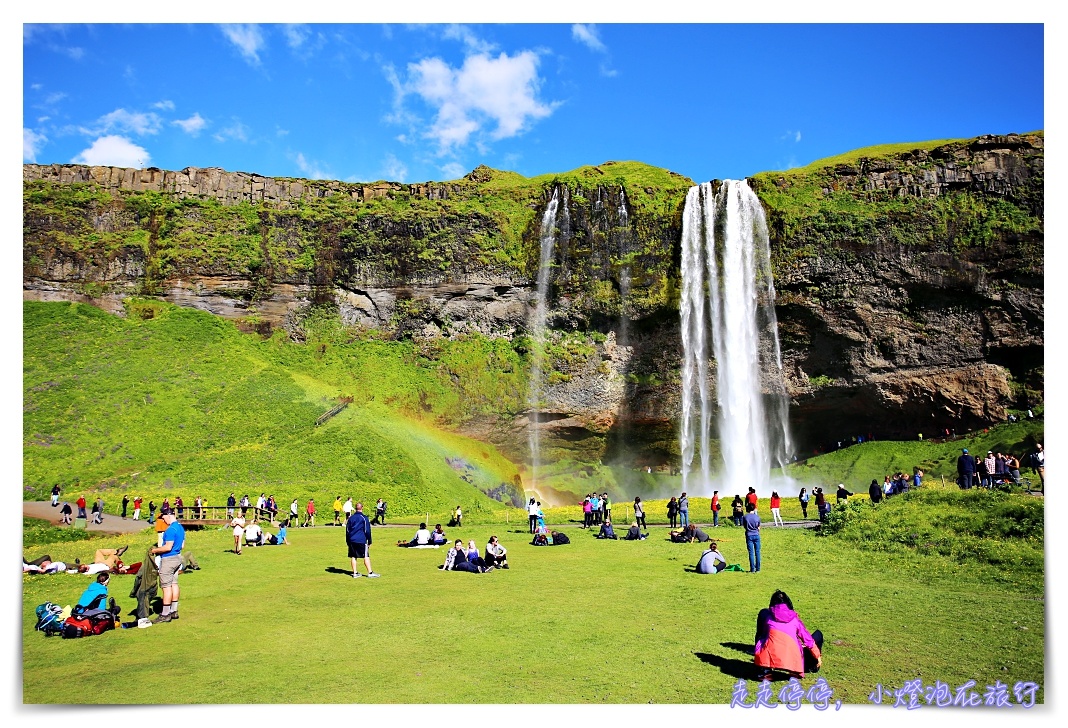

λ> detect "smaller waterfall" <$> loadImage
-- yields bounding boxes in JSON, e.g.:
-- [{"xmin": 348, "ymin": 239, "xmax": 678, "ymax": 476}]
[
  {"xmin": 616, "ymin": 186, "xmax": 632, "ymax": 347},
  {"xmin": 527, "ymin": 188, "xmax": 562, "ymax": 490}
]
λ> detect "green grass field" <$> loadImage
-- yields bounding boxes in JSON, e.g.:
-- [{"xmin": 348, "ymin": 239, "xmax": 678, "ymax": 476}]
[{"xmin": 22, "ymin": 490, "xmax": 1043, "ymax": 705}]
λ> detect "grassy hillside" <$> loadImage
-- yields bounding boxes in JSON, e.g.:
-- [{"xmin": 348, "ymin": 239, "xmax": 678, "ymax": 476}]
[{"xmin": 23, "ymin": 300, "xmax": 529, "ymax": 516}]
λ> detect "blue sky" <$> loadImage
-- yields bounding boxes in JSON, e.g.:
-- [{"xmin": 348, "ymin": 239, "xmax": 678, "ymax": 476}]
[{"xmin": 22, "ymin": 23, "xmax": 1044, "ymax": 184}]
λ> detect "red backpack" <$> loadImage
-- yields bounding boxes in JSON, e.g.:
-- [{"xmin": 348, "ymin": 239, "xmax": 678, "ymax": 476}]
[{"xmin": 62, "ymin": 608, "xmax": 116, "ymax": 638}]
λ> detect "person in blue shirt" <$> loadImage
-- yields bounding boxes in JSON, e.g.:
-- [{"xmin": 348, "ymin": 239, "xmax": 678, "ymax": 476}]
[
  {"xmin": 149, "ymin": 506, "xmax": 185, "ymax": 623},
  {"xmin": 268, "ymin": 522, "xmax": 288, "ymax": 545},
  {"xmin": 345, "ymin": 502, "xmax": 380, "ymax": 578},
  {"xmin": 742, "ymin": 502, "xmax": 762, "ymax": 573},
  {"xmin": 76, "ymin": 572, "xmax": 111, "ymax": 609}
]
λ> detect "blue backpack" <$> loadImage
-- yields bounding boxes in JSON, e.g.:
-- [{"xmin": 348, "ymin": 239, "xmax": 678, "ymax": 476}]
[{"xmin": 35, "ymin": 602, "xmax": 64, "ymax": 635}]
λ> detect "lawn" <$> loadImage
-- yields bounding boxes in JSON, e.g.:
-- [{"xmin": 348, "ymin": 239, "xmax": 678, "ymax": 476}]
[{"xmin": 22, "ymin": 504, "xmax": 1044, "ymax": 705}]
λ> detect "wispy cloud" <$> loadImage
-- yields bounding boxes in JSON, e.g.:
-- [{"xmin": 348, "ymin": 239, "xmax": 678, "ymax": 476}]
[
  {"xmin": 220, "ymin": 24, "xmax": 265, "ymax": 66},
  {"xmin": 572, "ymin": 24, "xmax": 606, "ymax": 53},
  {"xmin": 24, "ymin": 128, "xmax": 48, "ymax": 162},
  {"xmin": 780, "ymin": 129, "xmax": 802, "ymax": 143},
  {"xmin": 82, "ymin": 108, "xmax": 163, "ymax": 137},
  {"xmin": 213, "ymin": 118, "xmax": 249, "ymax": 143},
  {"xmin": 439, "ymin": 162, "xmax": 465, "ymax": 180},
  {"xmin": 382, "ymin": 153, "xmax": 409, "ymax": 182},
  {"xmin": 389, "ymin": 50, "xmax": 558, "ymax": 154},
  {"xmin": 283, "ymin": 24, "xmax": 310, "ymax": 49},
  {"xmin": 72, "ymin": 135, "xmax": 150, "ymax": 167},
  {"xmin": 442, "ymin": 25, "xmax": 496, "ymax": 54},
  {"xmin": 293, "ymin": 152, "xmax": 331, "ymax": 180},
  {"xmin": 173, "ymin": 113, "xmax": 207, "ymax": 136},
  {"xmin": 153, "ymin": 99, "xmax": 175, "ymax": 111},
  {"xmin": 571, "ymin": 24, "xmax": 616, "ymax": 77}
]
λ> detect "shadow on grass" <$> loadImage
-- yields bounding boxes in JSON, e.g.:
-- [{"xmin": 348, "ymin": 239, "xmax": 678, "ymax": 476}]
[
  {"xmin": 324, "ymin": 566, "xmax": 353, "ymax": 576},
  {"xmin": 720, "ymin": 641, "xmax": 753, "ymax": 655},
  {"xmin": 694, "ymin": 651, "xmax": 761, "ymax": 681}
]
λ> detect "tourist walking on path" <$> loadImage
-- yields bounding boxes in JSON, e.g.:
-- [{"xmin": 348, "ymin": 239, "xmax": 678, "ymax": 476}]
[
  {"xmin": 711, "ymin": 491, "xmax": 721, "ymax": 527},
  {"xmin": 679, "ymin": 492, "xmax": 690, "ymax": 528},
  {"xmin": 334, "ymin": 496, "xmax": 343, "ymax": 526},
  {"xmin": 731, "ymin": 495, "xmax": 745, "ymax": 526},
  {"xmin": 240, "ymin": 494, "xmax": 250, "ymax": 517},
  {"xmin": 957, "ymin": 448, "xmax": 976, "ymax": 489},
  {"xmin": 371, "ymin": 498, "xmax": 386, "ymax": 525},
  {"xmin": 91, "ymin": 497, "xmax": 104, "ymax": 524},
  {"xmin": 148, "ymin": 500, "xmax": 157, "ymax": 523},
  {"xmin": 122, "ymin": 495, "xmax": 130, "ymax": 519},
  {"xmin": 290, "ymin": 498, "xmax": 299, "ymax": 524},
  {"xmin": 76, "ymin": 495, "xmax": 87, "ymax": 520},
  {"xmin": 742, "ymin": 502, "xmax": 762, "ymax": 573},
  {"xmin": 227, "ymin": 493, "xmax": 236, "ymax": 518},
  {"xmin": 1032, "ymin": 443, "xmax": 1045, "ymax": 488},
  {"xmin": 150, "ymin": 506, "xmax": 186, "ymax": 623},
  {"xmin": 60, "ymin": 502, "xmax": 73, "ymax": 524},
  {"xmin": 345, "ymin": 502, "xmax": 379, "ymax": 578},
  {"xmin": 132, "ymin": 496, "xmax": 142, "ymax": 521},
  {"xmin": 50, "ymin": 484, "xmax": 61, "ymax": 507},
  {"xmin": 303, "ymin": 499, "xmax": 316, "ymax": 528},
  {"xmin": 667, "ymin": 497, "xmax": 679, "ymax": 529},
  {"xmin": 798, "ymin": 488, "xmax": 810, "ymax": 519},
  {"xmin": 770, "ymin": 492, "xmax": 784, "ymax": 526},
  {"xmin": 527, "ymin": 498, "xmax": 539, "ymax": 534},
  {"xmin": 343, "ymin": 497, "xmax": 354, "ymax": 522},
  {"xmin": 815, "ymin": 488, "xmax": 829, "ymax": 522},
  {"xmin": 633, "ymin": 497, "xmax": 646, "ymax": 529}
]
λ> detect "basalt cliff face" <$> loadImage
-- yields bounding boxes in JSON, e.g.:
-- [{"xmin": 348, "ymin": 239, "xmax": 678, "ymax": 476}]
[{"xmin": 23, "ymin": 133, "xmax": 1044, "ymax": 465}]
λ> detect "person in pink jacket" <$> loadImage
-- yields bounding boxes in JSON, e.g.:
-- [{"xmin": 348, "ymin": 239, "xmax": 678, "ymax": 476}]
[{"xmin": 754, "ymin": 590, "xmax": 823, "ymax": 680}]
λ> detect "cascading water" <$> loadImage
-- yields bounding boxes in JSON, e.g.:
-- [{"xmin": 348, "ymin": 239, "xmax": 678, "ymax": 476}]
[
  {"xmin": 616, "ymin": 186, "xmax": 632, "ymax": 347},
  {"xmin": 678, "ymin": 180, "xmax": 793, "ymax": 496},
  {"xmin": 527, "ymin": 187, "xmax": 563, "ymax": 490}
]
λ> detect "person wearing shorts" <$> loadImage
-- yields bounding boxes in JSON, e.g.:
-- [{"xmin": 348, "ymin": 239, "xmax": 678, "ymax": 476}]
[
  {"xmin": 150, "ymin": 506, "xmax": 186, "ymax": 623},
  {"xmin": 345, "ymin": 502, "xmax": 379, "ymax": 578},
  {"xmin": 230, "ymin": 515, "xmax": 246, "ymax": 554}
]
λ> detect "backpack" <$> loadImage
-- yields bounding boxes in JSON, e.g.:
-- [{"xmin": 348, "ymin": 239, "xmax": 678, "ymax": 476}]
[
  {"xmin": 61, "ymin": 607, "xmax": 116, "ymax": 638},
  {"xmin": 35, "ymin": 602, "xmax": 65, "ymax": 635}
]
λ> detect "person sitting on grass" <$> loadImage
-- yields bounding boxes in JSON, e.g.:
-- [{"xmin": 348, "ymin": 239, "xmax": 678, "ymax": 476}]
[
  {"xmin": 484, "ymin": 536, "xmax": 508, "ymax": 568},
  {"xmin": 77, "ymin": 572, "xmax": 113, "ymax": 609},
  {"xmin": 429, "ymin": 524, "xmax": 448, "ymax": 545},
  {"xmin": 670, "ymin": 524, "xmax": 711, "ymax": 543},
  {"xmin": 624, "ymin": 522, "xmax": 647, "ymax": 540},
  {"xmin": 265, "ymin": 520, "xmax": 289, "ymax": 545},
  {"xmin": 596, "ymin": 519, "xmax": 618, "ymax": 539},
  {"xmin": 696, "ymin": 541, "xmax": 727, "ymax": 574},
  {"xmin": 754, "ymin": 590, "xmax": 823, "ymax": 681},
  {"xmin": 400, "ymin": 523, "xmax": 433, "ymax": 547},
  {"xmin": 440, "ymin": 540, "xmax": 492, "ymax": 573},
  {"xmin": 244, "ymin": 521, "xmax": 264, "ymax": 547}
]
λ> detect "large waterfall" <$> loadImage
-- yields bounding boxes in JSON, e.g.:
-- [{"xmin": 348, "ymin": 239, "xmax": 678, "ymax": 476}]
[
  {"xmin": 527, "ymin": 187, "xmax": 565, "ymax": 490},
  {"xmin": 678, "ymin": 180, "xmax": 793, "ymax": 496}
]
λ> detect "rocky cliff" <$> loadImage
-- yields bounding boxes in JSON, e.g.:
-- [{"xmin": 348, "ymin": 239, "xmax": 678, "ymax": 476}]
[{"xmin": 23, "ymin": 133, "xmax": 1044, "ymax": 465}]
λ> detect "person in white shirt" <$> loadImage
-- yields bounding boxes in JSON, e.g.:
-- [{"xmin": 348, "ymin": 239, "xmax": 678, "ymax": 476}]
[
  {"xmin": 244, "ymin": 522, "xmax": 264, "ymax": 547},
  {"xmin": 484, "ymin": 535, "xmax": 509, "ymax": 568},
  {"xmin": 402, "ymin": 523, "xmax": 432, "ymax": 547},
  {"xmin": 696, "ymin": 542, "xmax": 727, "ymax": 574},
  {"xmin": 230, "ymin": 515, "xmax": 246, "ymax": 555},
  {"xmin": 343, "ymin": 497, "xmax": 354, "ymax": 519}
]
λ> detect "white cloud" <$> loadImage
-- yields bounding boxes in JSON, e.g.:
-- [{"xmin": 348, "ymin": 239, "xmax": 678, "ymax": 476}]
[
  {"xmin": 24, "ymin": 128, "xmax": 48, "ymax": 162},
  {"xmin": 442, "ymin": 25, "xmax": 496, "ymax": 54},
  {"xmin": 294, "ymin": 153, "xmax": 331, "ymax": 180},
  {"xmin": 62, "ymin": 46, "xmax": 84, "ymax": 60},
  {"xmin": 283, "ymin": 24, "xmax": 309, "ymax": 49},
  {"xmin": 439, "ymin": 162, "xmax": 465, "ymax": 180},
  {"xmin": 393, "ymin": 50, "xmax": 557, "ymax": 153},
  {"xmin": 71, "ymin": 135, "xmax": 150, "ymax": 167},
  {"xmin": 44, "ymin": 92, "xmax": 67, "ymax": 106},
  {"xmin": 154, "ymin": 99, "xmax": 176, "ymax": 111},
  {"xmin": 780, "ymin": 129, "xmax": 802, "ymax": 143},
  {"xmin": 173, "ymin": 113, "xmax": 207, "ymax": 136},
  {"xmin": 572, "ymin": 24, "xmax": 607, "ymax": 53},
  {"xmin": 796, "ymin": 130, "xmax": 802, "ymax": 142},
  {"xmin": 84, "ymin": 108, "xmax": 162, "ymax": 137},
  {"xmin": 213, "ymin": 119, "xmax": 249, "ymax": 143},
  {"xmin": 220, "ymin": 24, "xmax": 265, "ymax": 66},
  {"xmin": 276, "ymin": 127, "xmax": 289, "ymax": 137},
  {"xmin": 30, "ymin": 83, "xmax": 42, "ymax": 91},
  {"xmin": 382, "ymin": 154, "xmax": 408, "ymax": 182}
]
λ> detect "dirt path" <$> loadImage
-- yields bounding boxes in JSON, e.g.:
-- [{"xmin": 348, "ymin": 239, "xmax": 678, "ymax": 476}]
[{"xmin": 23, "ymin": 501, "xmax": 153, "ymax": 534}]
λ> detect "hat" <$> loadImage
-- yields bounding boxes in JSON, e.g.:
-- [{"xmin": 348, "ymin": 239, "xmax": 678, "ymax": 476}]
[
  {"xmin": 160, "ymin": 506, "xmax": 173, "ymax": 516},
  {"xmin": 987, "ymin": 451, "xmax": 993, "ymax": 455},
  {"xmin": 962, "ymin": 448, "xmax": 969, "ymax": 454}
]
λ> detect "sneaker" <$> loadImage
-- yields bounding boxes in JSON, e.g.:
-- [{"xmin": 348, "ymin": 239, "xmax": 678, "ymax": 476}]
[
  {"xmin": 353, "ymin": 573, "xmax": 362, "ymax": 578},
  {"xmin": 502, "ymin": 564, "xmax": 510, "ymax": 569},
  {"xmin": 484, "ymin": 565, "xmax": 496, "ymax": 572},
  {"xmin": 367, "ymin": 572, "xmax": 381, "ymax": 578},
  {"xmin": 152, "ymin": 614, "xmax": 173, "ymax": 624},
  {"xmin": 170, "ymin": 612, "xmax": 179, "ymax": 620}
]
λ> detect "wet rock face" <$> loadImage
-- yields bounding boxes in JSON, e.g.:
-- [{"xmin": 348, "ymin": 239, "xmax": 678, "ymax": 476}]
[{"xmin": 23, "ymin": 134, "xmax": 1043, "ymax": 462}]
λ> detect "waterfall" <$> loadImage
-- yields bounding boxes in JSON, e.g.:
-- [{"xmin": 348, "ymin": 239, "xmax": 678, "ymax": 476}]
[
  {"xmin": 616, "ymin": 186, "xmax": 632, "ymax": 338},
  {"xmin": 527, "ymin": 187, "xmax": 562, "ymax": 490},
  {"xmin": 678, "ymin": 180, "xmax": 793, "ymax": 496}
]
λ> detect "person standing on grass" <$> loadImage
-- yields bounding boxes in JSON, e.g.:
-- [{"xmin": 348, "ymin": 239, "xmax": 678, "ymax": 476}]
[
  {"xmin": 770, "ymin": 492, "xmax": 784, "ymax": 526},
  {"xmin": 868, "ymin": 480, "xmax": 882, "ymax": 504},
  {"xmin": 1033, "ymin": 443, "xmax": 1045, "ymax": 487},
  {"xmin": 148, "ymin": 500, "xmax": 156, "ymax": 523},
  {"xmin": 742, "ymin": 502, "xmax": 762, "ymax": 573},
  {"xmin": 815, "ymin": 488, "xmax": 830, "ymax": 522},
  {"xmin": 454, "ymin": 505, "xmax": 463, "ymax": 528},
  {"xmin": 746, "ymin": 487, "xmax": 758, "ymax": 510},
  {"xmin": 798, "ymin": 488, "xmax": 810, "ymax": 519},
  {"xmin": 711, "ymin": 490, "xmax": 721, "ymax": 527},
  {"xmin": 120, "ymin": 495, "xmax": 129, "ymax": 519},
  {"xmin": 227, "ymin": 493, "xmax": 236, "ymax": 518},
  {"xmin": 304, "ymin": 499, "xmax": 316, "ymax": 528},
  {"xmin": 240, "ymin": 494, "xmax": 250, "ymax": 517},
  {"xmin": 334, "ymin": 496, "xmax": 343, "ymax": 526},
  {"xmin": 633, "ymin": 497, "xmax": 646, "ymax": 530},
  {"xmin": 346, "ymin": 502, "xmax": 380, "ymax": 579},
  {"xmin": 230, "ymin": 514, "xmax": 246, "ymax": 555},
  {"xmin": 957, "ymin": 448, "xmax": 976, "ymax": 489},
  {"xmin": 290, "ymin": 498, "xmax": 299, "ymax": 524},
  {"xmin": 667, "ymin": 496, "xmax": 679, "ymax": 529},
  {"xmin": 76, "ymin": 495, "xmax": 87, "ymax": 520},
  {"xmin": 835, "ymin": 484, "xmax": 852, "ymax": 503},
  {"xmin": 343, "ymin": 497, "xmax": 354, "ymax": 522},
  {"xmin": 679, "ymin": 492, "xmax": 690, "ymax": 528},
  {"xmin": 149, "ymin": 506, "xmax": 186, "ymax": 623},
  {"xmin": 51, "ymin": 484, "xmax": 61, "ymax": 507},
  {"xmin": 582, "ymin": 496, "xmax": 593, "ymax": 528},
  {"xmin": 527, "ymin": 498, "xmax": 538, "ymax": 534},
  {"xmin": 132, "ymin": 496, "xmax": 142, "ymax": 521},
  {"xmin": 731, "ymin": 495, "xmax": 745, "ymax": 526}
]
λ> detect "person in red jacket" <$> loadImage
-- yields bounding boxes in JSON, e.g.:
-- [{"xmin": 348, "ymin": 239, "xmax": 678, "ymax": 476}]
[
  {"xmin": 76, "ymin": 495, "xmax": 87, "ymax": 520},
  {"xmin": 710, "ymin": 491, "xmax": 721, "ymax": 527},
  {"xmin": 745, "ymin": 487, "xmax": 758, "ymax": 510},
  {"xmin": 770, "ymin": 491, "xmax": 784, "ymax": 526},
  {"xmin": 303, "ymin": 499, "xmax": 316, "ymax": 528}
]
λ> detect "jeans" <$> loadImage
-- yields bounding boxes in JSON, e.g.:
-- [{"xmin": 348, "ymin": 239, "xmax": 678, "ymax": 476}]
[
  {"xmin": 712, "ymin": 510, "xmax": 719, "ymax": 527},
  {"xmin": 680, "ymin": 510, "xmax": 689, "ymax": 528},
  {"xmin": 746, "ymin": 533, "xmax": 761, "ymax": 572}
]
